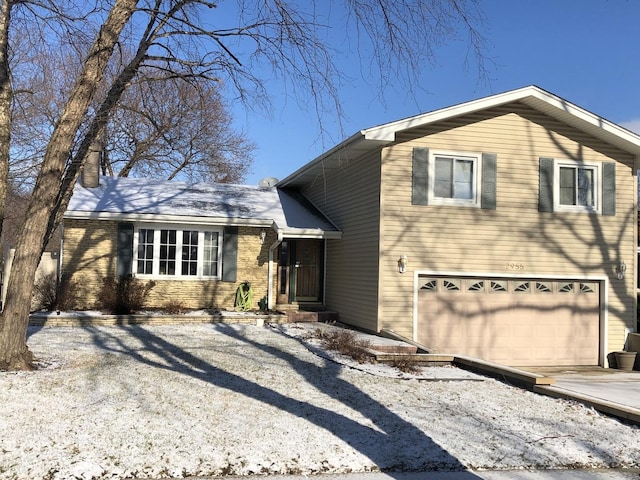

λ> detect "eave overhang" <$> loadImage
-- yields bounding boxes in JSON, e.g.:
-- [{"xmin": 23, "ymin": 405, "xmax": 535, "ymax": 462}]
[{"xmin": 278, "ymin": 85, "xmax": 640, "ymax": 189}]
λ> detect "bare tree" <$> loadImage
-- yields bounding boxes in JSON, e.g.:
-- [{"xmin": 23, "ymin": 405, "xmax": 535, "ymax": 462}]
[
  {"xmin": 0, "ymin": 181, "xmax": 29, "ymax": 251},
  {"xmin": 11, "ymin": 40, "xmax": 254, "ymax": 185},
  {"xmin": 106, "ymin": 76, "xmax": 254, "ymax": 183},
  {"xmin": 0, "ymin": 0, "xmax": 138, "ymax": 370},
  {"xmin": 0, "ymin": 0, "xmax": 489, "ymax": 370},
  {"xmin": 0, "ymin": 0, "xmax": 11, "ymax": 246}
]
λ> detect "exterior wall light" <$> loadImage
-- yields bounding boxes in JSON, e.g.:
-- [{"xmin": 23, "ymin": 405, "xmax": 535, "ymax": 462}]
[
  {"xmin": 616, "ymin": 260, "xmax": 626, "ymax": 280},
  {"xmin": 398, "ymin": 255, "xmax": 408, "ymax": 274},
  {"xmin": 259, "ymin": 230, "xmax": 267, "ymax": 245}
]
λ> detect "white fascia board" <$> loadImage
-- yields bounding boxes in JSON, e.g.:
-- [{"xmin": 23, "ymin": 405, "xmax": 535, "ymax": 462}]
[
  {"xmin": 279, "ymin": 85, "xmax": 640, "ymax": 187},
  {"xmin": 276, "ymin": 132, "xmax": 369, "ymax": 187},
  {"xmin": 362, "ymin": 86, "xmax": 540, "ymax": 141},
  {"xmin": 275, "ymin": 226, "xmax": 342, "ymax": 240},
  {"xmin": 63, "ymin": 210, "xmax": 274, "ymax": 227},
  {"xmin": 362, "ymin": 85, "xmax": 640, "ymax": 152},
  {"xmin": 523, "ymin": 92, "xmax": 640, "ymax": 152}
]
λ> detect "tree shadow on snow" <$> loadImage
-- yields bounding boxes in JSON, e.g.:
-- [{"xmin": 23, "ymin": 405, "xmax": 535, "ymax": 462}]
[{"xmin": 84, "ymin": 323, "xmax": 481, "ymax": 478}]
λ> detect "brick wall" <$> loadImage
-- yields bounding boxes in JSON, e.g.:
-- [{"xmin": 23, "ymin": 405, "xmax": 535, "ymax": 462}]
[
  {"xmin": 62, "ymin": 219, "xmax": 274, "ymax": 311},
  {"xmin": 61, "ymin": 219, "xmax": 118, "ymax": 309}
]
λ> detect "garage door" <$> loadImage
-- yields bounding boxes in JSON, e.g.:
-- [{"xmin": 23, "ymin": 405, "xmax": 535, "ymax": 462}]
[{"xmin": 417, "ymin": 276, "xmax": 600, "ymax": 367}]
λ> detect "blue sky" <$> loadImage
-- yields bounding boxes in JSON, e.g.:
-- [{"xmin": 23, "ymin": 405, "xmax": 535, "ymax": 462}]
[{"xmin": 225, "ymin": 1, "xmax": 640, "ymax": 186}]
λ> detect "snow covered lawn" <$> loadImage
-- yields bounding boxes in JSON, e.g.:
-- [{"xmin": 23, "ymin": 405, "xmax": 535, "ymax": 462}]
[{"xmin": 1, "ymin": 322, "xmax": 639, "ymax": 479}]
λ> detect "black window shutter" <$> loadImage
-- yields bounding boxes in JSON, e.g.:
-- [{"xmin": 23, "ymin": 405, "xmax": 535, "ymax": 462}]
[
  {"xmin": 602, "ymin": 162, "xmax": 616, "ymax": 216},
  {"xmin": 481, "ymin": 153, "xmax": 497, "ymax": 210},
  {"xmin": 539, "ymin": 157, "xmax": 554, "ymax": 212},
  {"xmin": 116, "ymin": 223, "xmax": 134, "ymax": 279},
  {"xmin": 222, "ymin": 226, "xmax": 238, "ymax": 282},
  {"xmin": 412, "ymin": 148, "xmax": 429, "ymax": 205}
]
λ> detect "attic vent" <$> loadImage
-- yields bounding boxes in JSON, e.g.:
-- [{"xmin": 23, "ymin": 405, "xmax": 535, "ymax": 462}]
[{"xmin": 259, "ymin": 177, "xmax": 279, "ymax": 187}]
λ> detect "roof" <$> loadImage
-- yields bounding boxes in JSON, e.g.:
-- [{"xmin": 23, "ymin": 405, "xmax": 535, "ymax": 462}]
[
  {"xmin": 278, "ymin": 85, "xmax": 640, "ymax": 188},
  {"xmin": 65, "ymin": 176, "xmax": 341, "ymax": 239}
]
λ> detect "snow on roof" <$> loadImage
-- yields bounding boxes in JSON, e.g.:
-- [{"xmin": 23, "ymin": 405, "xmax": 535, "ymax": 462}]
[{"xmin": 65, "ymin": 176, "xmax": 341, "ymax": 239}]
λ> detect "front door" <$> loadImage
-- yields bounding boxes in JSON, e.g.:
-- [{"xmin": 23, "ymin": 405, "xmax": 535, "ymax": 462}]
[{"xmin": 276, "ymin": 239, "xmax": 323, "ymax": 304}]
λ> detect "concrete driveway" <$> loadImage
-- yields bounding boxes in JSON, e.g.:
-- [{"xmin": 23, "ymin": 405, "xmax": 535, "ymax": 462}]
[{"xmin": 524, "ymin": 367, "xmax": 640, "ymax": 425}]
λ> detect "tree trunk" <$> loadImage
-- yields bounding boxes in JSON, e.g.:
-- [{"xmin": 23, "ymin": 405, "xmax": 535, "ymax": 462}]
[
  {"xmin": 0, "ymin": 0, "xmax": 138, "ymax": 371},
  {"xmin": 0, "ymin": 0, "xmax": 21, "ymax": 369},
  {"xmin": 0, "ymin": 0, "xmax": 10, "ymax": 244}
]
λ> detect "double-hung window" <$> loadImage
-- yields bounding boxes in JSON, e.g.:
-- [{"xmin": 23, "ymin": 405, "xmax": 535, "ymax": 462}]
[
  {"xmin": 134, "ymin": 225, "xmax": 222, "ymax": 279},
  {"xmin": 429, "ymin": 151, "xmax": 481, "ymax": 207}
]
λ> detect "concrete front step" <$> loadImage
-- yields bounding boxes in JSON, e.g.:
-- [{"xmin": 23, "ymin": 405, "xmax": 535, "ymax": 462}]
[
  {"xmin": 283, "ymin": 310, "xmax": 339, "ymax": 323},
  {"xmin": 367, "ymin": 343, "xmax": 419, "ymax": 355}
]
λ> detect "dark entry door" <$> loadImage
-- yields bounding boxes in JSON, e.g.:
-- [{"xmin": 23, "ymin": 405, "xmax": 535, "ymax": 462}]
[
  {"xmin": 276, "ymin": 239, "xmax": 322, "ymax": 304},
  {"xmin": 293, "ymin": 239, "xmax": 321, "ymax": 301}
]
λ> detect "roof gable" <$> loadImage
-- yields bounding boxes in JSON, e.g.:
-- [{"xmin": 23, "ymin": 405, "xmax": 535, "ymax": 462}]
[{"xmin": 278, "ymin": 86, "xmax": 640, "ymax": 188}]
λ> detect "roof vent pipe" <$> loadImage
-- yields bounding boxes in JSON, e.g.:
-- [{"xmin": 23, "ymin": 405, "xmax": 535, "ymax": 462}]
[{"xmin": 81, "ymin": 139, "xmax": 101, "ymax": 188}]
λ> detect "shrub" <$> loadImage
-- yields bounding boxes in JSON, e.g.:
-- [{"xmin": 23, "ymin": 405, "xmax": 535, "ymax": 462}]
[
  {"xmin": 32, "ymin": 273, "xmax": 79, "ymax": 311},
  {"xmin": 98, "ymin": 276, "xmax": 156, "ymax": 314},
  {"xmin": 388, "ymin": 357, "xmax": 421, "ymax": 374},
  {"xmin": 161, "ymin": 300, "xmax": 187, "ymax": 314},
  {"xmin": 316, "ymin": 328, "xmax": 373, "ymax": 363},
  {"xmin": 32, "ymin": 273, "xmax": 58, "ymax": 311}
]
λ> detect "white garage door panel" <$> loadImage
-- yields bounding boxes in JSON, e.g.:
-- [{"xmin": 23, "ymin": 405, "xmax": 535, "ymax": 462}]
[{"xmin": 417, "ymin": 278, "xmax": 600, "ymax": 367}]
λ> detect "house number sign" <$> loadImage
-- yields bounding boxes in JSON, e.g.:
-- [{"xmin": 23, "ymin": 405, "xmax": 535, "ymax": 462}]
[{"xmin": 505, "ymin": 263, "xmax": 525, "ymax": 270}]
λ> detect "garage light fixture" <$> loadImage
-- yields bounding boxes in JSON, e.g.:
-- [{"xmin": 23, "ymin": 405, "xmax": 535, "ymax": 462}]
[
  {"xmin": 398, "ymin": 255, "xmax": 408, "ymax": 274},
  {"xmin": 616, "ymin": 260, "xmax": 626, "ymax": 280},
  {"xmin": 259, "ymin": 230, "xmax": 267, "ymax": 245}
]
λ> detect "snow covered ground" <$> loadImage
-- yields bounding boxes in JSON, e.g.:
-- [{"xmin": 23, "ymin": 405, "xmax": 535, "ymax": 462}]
[{"xmin": 1, "ymin": 322, "xmax": 639, "ymax": 480}]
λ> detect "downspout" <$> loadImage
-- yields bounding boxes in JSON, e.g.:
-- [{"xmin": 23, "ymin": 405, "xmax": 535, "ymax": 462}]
[
  {"xmin": 58, "ymin": 223, "xmax": 64, "ymax": 292},
  {"xmin": 267, "ymin": 229, "xmax": 283, "ymax": 310},
  {"xmin": 634, "ymin": 155, "xmax": 640, "ymax": 335}
]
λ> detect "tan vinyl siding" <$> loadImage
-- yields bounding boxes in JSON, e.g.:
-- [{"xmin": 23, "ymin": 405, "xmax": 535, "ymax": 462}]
[
  {"xmin": 380, "ymin": 104, "xmax": 636, "ymax": 351},
  {"xmin": 301, "ymin": 150, "xmax": 382, "ymax": 332},
  {"xmin": 62, "ymin": 220, "xmax": 271, "ymax": 311}
]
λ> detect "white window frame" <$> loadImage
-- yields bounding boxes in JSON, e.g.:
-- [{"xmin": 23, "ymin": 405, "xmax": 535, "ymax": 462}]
[
  {"xmin": 553, "ymin": 159, "xmax": 601, "ymax": 214},
  {"xmin": 132, "ymin": 223, "xmax": 223, "ymax": 280},
  {"xmin": 428, "ymin": 150, "xmax": 482, "ymax": 207}
]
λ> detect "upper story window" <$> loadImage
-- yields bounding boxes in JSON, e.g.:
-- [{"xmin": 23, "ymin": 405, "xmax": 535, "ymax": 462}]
[
  {"xmin": 133, "ymin": 224, "xmax": 222, "ymax": 279},
  {"xmin": 553, "ymin": 160, "xmax": 601, "ymax": 213},
  {"xmin": 540, "ymin": 157, "xmax": 615, "ymax": 215},
  {"xmin": 412, "ymin": 147, "xmax": 497, "ymax": 210},
  {"xmin": 429, "ymin": 151, "xmax": 481, "ymax": 207},
  {"xmin": 558, "ymin": 165, "xmax": 598, "ymax": 208},
  {"xmin": 432, "ymin": 154, "xmax": 478, "ymax": 202}
]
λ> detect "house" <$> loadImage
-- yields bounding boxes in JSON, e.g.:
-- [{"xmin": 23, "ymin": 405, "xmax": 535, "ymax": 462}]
[
  {"xmin": 62, "ymin": 177, "xmax": 341, "ymax": 313},
  {"xmin": 61, "ymin": 85, "xmax": 640, "ymax": 367}
]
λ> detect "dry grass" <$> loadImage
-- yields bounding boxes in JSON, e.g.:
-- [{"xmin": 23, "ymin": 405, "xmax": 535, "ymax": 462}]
[
  {"xmin": 388, "ymin": 357, "xmax": 421, "ymax": 374},
  {"xmin": 313, "ymin": 327, "xmax": 422, "ymax": 373},
  {"xmin": 315, "ymin": 328, "xmax": 373, "ymax": 363}
]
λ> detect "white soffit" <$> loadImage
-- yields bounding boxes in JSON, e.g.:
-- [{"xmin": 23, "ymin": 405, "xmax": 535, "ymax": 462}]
[
  {"xmin": 363, "ymin": 86, "xmax": 640, "ymax": 155},
  {"xmin": 278, "ymin": 85, "xmax": 640, "ymax": 188}
]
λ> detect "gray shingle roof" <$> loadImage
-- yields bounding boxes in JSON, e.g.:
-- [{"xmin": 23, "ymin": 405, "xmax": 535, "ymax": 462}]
[{"xmin": 66, "ymin": 176, "xmax": 340, "ymax": 239}]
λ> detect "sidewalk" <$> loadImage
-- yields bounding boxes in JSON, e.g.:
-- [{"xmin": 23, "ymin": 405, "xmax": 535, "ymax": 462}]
[{"xmin": 197, "ymin": 468, "xmax": 640, "ymax": 480}]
